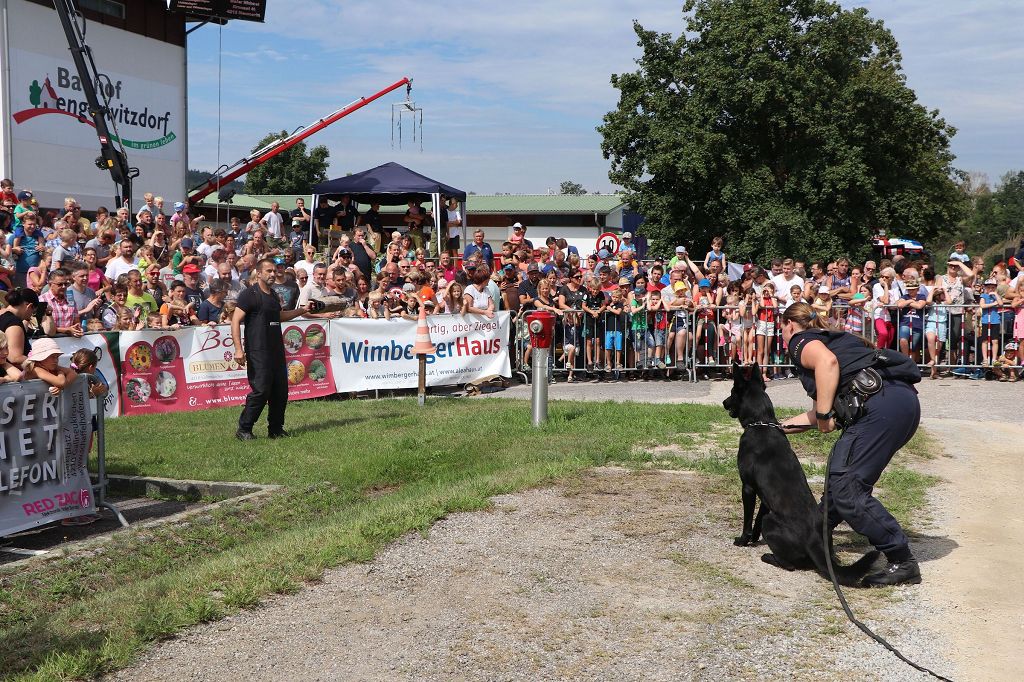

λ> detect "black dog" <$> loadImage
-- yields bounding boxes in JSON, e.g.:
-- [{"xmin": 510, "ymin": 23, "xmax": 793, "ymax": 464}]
[{"xmin": 722, "ymin": 363, "xmax": 879, "ymax": 586}]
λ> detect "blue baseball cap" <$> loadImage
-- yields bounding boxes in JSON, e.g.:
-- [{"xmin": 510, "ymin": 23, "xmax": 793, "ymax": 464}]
[{"xmin": 698, "ymin": 278, "xmax": 711, "ymax": 288}]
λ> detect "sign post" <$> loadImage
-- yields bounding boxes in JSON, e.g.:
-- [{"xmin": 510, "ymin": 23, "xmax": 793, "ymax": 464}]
[{"xmin": 595, "ymin": 232, "xmax": 621, "ymax": 255}]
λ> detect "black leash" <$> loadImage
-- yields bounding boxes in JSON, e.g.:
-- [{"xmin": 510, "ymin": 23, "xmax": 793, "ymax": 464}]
[{"xmin": 822, "ymin": 441, "xmax": 954, "ymax": 681}]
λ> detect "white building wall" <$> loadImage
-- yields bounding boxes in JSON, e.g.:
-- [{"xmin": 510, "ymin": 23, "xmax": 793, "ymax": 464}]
[{"xmin": 1, "ymin": 0, "xmax": 186, "ymax": 211}]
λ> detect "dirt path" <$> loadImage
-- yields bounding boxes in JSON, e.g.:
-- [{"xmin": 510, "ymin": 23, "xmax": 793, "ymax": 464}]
[
  {"xmin": 917, "ymin": 419, "xmax": 1024, "ymax": 681},
  {"xmin": 110, "ymin": 467, "xmax": 948, "ymax": 681}
]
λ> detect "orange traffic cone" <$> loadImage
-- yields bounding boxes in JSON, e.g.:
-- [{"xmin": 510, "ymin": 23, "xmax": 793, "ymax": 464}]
[{"xmin": 412, "ymin": 302, "xmax": 436, "ymax": 355}]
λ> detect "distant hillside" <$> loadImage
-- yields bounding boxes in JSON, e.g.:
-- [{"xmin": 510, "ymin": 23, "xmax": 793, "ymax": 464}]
[{"xmin": 186, "ymin": 169, "xmax": 244, "ymax": 194}]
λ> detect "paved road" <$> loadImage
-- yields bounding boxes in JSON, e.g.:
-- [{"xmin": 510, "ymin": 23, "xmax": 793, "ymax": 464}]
[{"xmin": 480, "ymin": 373, "xmax": 1022, "ymax": 422}]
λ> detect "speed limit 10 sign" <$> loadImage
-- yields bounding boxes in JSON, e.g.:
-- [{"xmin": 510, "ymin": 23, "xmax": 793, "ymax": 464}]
[{"xmin": 596, "ymin": 232, "xmax": 620, "ymax": 254}]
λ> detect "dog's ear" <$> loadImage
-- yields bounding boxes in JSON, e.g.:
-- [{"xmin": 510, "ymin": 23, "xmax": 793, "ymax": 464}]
[{"xmin": 749, "ymin": 363, "xmax": 765, "ymax": 387}]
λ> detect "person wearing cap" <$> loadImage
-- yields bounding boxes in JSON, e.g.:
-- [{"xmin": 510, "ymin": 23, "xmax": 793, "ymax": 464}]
[
  {"xmin": 811, "ymin": 283, "xmax": 833, "ymax": 323},
  {"xmin": 992, "ymin": 341, "xmax": 1021, "ymax": 381},
  {"xmin": 669, "ymin": 245, "xmax": 688, "ymax": 270},
  {"xmin": 618, "ymin": 232, "xmax": 636, "ymax": 255},
  {"xmin": 894, "ymin": 272, "xmax": 927, "ymax": 360},
  {"xmin": 518, "ymin": 262, "xmax": 543, "ymax": 313},
  {"xmin": 977, "ymin": 278, "xmax": 1003, "ymax": 369},
  {"xmin": 179, "ymin": 263, "xmax": 207, "ymax": 309},
  {"xmin": 232, "ymin": 258, "xmax": 313, "ymax": 441},
  {"xmin": 693, "ymin": 278, "xmax": 720, "ymax": 370},
  {"xmin": 508, "ymin": 222, "xmax": 533, "ymax": 250},
  {"xmin": 12, "ymin": 190, "xmax": 34, "ymax": 230},
  {"xmin": 171, "ymin": 236, "xmax": 201, "ymax": 275},
  {"xmin": 21, "ymin": 336, "xmax": 74, "ymax": 391}
]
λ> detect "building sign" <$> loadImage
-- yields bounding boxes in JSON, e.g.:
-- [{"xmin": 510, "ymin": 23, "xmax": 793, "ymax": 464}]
[
  {"xmin": 170, "ymin": 0, "xmax": 267, "ymax": 23},
  {"xmin": 10, "ymin": 57, "xmax": 180, "ymax": 154},
  {"xmin": 1, "ymin": 0, "xmax": 186, "ymax": 210}
]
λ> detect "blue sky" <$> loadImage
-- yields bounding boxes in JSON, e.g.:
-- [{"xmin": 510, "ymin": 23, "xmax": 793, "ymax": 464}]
[{"xmin": 184, "ymin": 1, "xmax": 1023, "ymax": 194}]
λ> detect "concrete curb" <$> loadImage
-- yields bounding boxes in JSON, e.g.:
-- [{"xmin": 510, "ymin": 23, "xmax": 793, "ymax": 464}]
[{"xmin": 0, "ymin": 476, "xmax": 282, "ymax": 574}]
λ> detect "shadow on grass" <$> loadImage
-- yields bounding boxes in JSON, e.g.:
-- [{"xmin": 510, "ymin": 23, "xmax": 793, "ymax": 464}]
[{"xmin": 290, "ymin": 417, "xmax": 374, "ymax": 435}]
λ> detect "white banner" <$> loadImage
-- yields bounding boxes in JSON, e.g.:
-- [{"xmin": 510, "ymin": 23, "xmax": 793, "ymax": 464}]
[
  {"xmin": 329, "ymin": 313, "xmax": 511, "ymax": 392},
  {"xmin": 53, "ymin": 333, "xmax": 120, "ymax": 420}
]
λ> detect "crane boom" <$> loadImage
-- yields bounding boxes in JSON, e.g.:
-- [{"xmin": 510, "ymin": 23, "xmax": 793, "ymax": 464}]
[
  {"xmin": 52, "ymin": 0, "xmax": 137, "ymax": 208},
  {"xmin": 188, "ymin": 77, "xmax": 413, "ymax": 205}
]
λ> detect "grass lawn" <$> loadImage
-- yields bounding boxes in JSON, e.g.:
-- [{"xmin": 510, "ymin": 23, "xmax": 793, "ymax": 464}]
[{"xmin": 0, "ymin": 397, "xmax": 936, "ymax": 681}]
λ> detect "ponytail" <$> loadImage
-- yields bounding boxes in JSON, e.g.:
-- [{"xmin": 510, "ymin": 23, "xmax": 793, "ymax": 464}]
[
  {"xmin": 782, "ymin": 301, "xmax": 833, "ymax": 331},
  {"xmin": 4, "ymin": 288, "xmax": 40, "ymax": 308}
]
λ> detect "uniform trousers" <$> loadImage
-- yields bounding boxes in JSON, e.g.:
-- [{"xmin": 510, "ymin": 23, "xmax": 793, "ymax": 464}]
[{"xmin": 822, "ymin": 379, "xmax": 920, "ymax": 556}]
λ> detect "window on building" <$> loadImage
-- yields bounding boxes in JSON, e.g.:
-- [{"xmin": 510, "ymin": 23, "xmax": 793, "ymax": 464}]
[{"xmin": 78, "ymin": 0, "xmax": 125, "ymax": 19}]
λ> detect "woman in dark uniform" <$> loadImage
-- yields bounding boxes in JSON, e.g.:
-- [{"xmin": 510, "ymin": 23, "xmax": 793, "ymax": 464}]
[{"xmin": 778, "ymin": 302, "xmax": 922, "ymax": 587}]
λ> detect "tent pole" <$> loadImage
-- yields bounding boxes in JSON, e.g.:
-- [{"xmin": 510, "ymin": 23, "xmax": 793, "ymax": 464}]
[
  {"xmin": 310, "ymin": 193, "xmax": 318, "ymax": 249},
  {"xmin": 431, "ymin": 192, "xmax": 440, "ymax": 258}
]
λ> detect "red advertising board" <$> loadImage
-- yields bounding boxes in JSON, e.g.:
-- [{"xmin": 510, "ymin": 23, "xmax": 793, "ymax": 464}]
[{"xmin": 119, "ymin": 322, "xmax": 333, "ymax": 415}]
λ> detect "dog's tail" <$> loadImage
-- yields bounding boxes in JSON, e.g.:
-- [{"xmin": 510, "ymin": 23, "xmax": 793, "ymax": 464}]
[{"xmin": 812, "ymin": 548, "xmax": 881, "ymax": 587}]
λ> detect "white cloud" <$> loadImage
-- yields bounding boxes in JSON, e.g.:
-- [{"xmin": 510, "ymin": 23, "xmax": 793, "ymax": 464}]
[{"xmin": 185, "ymin": 1, "xmax": 1023, "ymax": 190}]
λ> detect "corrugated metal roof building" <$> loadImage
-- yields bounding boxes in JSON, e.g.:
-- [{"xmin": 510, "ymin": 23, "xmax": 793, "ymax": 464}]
[{"xmin": 197, "ymin": 193, "xmax": 630, "ymax": 254}]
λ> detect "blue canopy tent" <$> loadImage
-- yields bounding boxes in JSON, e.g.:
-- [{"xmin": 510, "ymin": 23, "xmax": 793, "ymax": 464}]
[{"xmin": 311, "ymin": 162, "xmax": 467, "ymax": 255}]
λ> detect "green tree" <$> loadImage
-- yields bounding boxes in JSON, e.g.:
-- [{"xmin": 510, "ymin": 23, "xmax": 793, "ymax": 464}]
[
  {"xmin": 243, "ymin": 131, "xmax": 330, "ymax": 195},
  {"xmin": 560, "ymin": 180, "xmax": 587, "ymax": 195},
  {"xmin": 599, "ymin": 0, "xmax": 966, "ymax": 263},
  {"xmin": 957, "ymin": 170, "xmax": 1024, "ymax": 259}
]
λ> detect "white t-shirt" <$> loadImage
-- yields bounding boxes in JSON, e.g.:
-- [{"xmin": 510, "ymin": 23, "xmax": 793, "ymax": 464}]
[
  {"xmin": 197, "ymin": 241, "xmax": 219, "ymax": 260},
  {"xmin": 447, "ymin": 208, "xmax": 462, "ymax": 239},
  {"xmin": 105, "ymin": 257, "xmax": 138, "ymax": 281},
  {"xmin": 262, "ymin": 210, "xmax": 284, "ymax": 239},
  {"xmin": 871, "ymin": 282, "xmax": 890, "ymax": 320},
  {"xmin": 771, "ymin": 274, "xmax": 804, "ymax": 305},
  {"xmin": 294, "ymin": 259, "xmax": 318, "ymax": 279},
  {"xmin": 465, "ymin": 283, "xmax": 491, "ymax": 311}
]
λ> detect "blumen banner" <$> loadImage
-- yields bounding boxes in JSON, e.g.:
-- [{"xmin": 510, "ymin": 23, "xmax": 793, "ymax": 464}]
[
  {"xmin": 0, "ymin": 376, "xmax": 96, "ymax": 535},
  {"xmin": 328, "ymin": 313, "xmax": 511, "ymax": 392},
  {"xmin": 118, "ymin": 322, "xmax": 334, "ymax": 415}
]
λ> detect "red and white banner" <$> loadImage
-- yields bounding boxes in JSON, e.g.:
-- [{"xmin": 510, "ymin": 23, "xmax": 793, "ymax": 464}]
[{"xmin": 118, "ymin": 322, "xmax": 334, "ymax": 415}]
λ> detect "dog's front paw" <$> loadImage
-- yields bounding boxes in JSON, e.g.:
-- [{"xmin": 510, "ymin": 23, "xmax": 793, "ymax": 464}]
[{"xmin": 734, "ymin": 534, "xmax": 752, "ymax": 546}]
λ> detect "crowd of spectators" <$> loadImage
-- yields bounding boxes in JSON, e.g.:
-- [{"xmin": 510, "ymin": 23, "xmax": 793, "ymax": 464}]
[{"xmin": 1, "ymin": 178, "xmax": 1022, "ymax": 384}]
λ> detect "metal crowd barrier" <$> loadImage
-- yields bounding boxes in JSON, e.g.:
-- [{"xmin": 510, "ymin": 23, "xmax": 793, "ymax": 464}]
[{"xmin": 512, "ymin": 298, "xmax": 1024, "ymax": 383}]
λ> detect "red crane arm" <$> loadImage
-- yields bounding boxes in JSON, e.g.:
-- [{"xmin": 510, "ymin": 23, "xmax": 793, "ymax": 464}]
[{"xmin": 188, "ymin": 77, "xmax": 413, "ymax": 205}]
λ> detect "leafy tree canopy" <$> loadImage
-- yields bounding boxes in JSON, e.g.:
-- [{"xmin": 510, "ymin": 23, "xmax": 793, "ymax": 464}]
[
  {"xmin": 243, "ymin": 131, "xmax": 330, "ymax": 195},
  {"xmin": 560, "ymin": 180, "xmax": 588, "ymax": 195},
  {"xmin": 599, "ymin": 0, "xmax": 967, "ymax": 264}
]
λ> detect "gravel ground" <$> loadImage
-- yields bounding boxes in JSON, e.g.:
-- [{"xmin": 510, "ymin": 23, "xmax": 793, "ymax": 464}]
[
  {"xmin": 110, "ymin": 467, "xmax": 950, "ymax": 682},
  {"xmin": 480, "ymin": 372, "xmax": 1022, "ymax": 422}
]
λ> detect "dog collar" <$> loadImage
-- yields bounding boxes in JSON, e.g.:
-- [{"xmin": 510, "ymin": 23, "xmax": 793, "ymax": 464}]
[{"xmin": 744, "ymin": 421, "xmax": 783, "ymax": 431}]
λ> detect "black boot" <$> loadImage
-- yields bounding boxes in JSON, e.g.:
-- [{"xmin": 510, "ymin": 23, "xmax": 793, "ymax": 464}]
[
  {"xmin": 862, "ymin": 558, "xmax": 921, "ymax": 587},
  {"xmin": 268, "ymin": 429, "xmax": 291, "ymax": 439},
  {"xmin": 235, "ymin": 429, "xmax": 256, "ymax": 441}
]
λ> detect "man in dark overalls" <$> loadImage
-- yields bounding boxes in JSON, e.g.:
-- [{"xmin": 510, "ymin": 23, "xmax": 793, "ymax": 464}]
[
  {"xmin": 231, "ymin": 258, "xmax": 311, "ymax": 440},
  {"xmin": 778, "ymin": 303, "xmax": 922, "ymax": 587}
]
